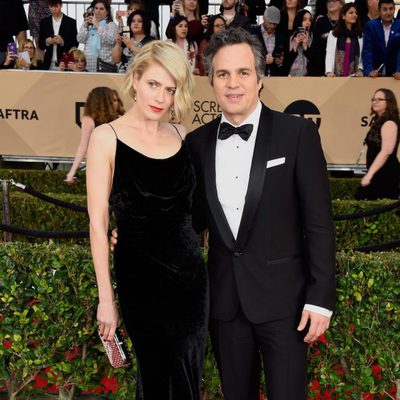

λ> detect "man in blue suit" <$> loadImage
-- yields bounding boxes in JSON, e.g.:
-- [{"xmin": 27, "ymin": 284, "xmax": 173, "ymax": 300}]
[{"xmin": 362, "ymin": 0, "xmax": 400, "ymax": 79}]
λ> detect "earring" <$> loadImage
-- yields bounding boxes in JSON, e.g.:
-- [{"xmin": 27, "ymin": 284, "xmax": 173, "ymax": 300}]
[
  {"xmin": 133, "ymin": 89, "xmax": 137, "ymax": 102},
  {"xmin": 170, "ymin": 106, "xmax": 176, "ymax": 122}
]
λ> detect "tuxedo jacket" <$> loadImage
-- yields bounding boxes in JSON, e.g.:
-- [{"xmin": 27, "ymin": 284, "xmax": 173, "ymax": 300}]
[
  {"xmin": 362, "ymin": 18, "xmax": 400, "ymax": 76},
  {"xmin": 186, "ymin": 104, "xmax": 336, "ymax": 324},
  {"xmin": 38, "ymin": 14, "xmax": 78, "ymax": 70}
]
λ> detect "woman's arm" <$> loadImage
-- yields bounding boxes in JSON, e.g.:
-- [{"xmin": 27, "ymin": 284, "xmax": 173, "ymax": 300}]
[
  {"xmin": 111, "ymin": 33, "xmax": 123, "ymax": 64},
  {"xmin": 361, "ymin": 121, "xmax": 398, "ymax": 186},
  {"xmin": 65, "ymin": 116, "xmax": 95, "ymax": 183},
  {"xmin": 77, "ymin": 23, "xmax": 88, "ymax": 44},
  {"xmin": 86, "ymin": 125, "xmax": 118, "ymax": 341}
]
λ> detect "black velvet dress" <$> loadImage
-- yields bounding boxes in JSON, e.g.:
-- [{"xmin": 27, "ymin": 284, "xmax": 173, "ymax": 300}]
[
  {"xmin": 109, "ymin": 128, "xmax": 209, "ymax": 400},
  {"xmin": 355, "ymin": 118, "xmax": 400, "ymax": 200}
]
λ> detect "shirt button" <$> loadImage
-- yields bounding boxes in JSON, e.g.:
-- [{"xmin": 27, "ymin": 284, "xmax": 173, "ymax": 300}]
[{"xmin": 233, "ymin": 251, "xmax": 242, "ymax": 257}]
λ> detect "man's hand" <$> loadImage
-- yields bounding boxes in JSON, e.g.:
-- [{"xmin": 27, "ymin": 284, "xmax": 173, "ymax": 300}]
[
  {"xmin": 110, "ymin": 228, "xmax": 118, "ymax": 251},
  {"xmin": 297, "ymin": 310, "xmax": 331, "ymax": 343},
  {"xmin": 368, "ymin": 70, "xmax": 379, "ymax": 78},
  {"xmin": 393, "ymin": 72, "xmax": 400, "ymax": 80}
]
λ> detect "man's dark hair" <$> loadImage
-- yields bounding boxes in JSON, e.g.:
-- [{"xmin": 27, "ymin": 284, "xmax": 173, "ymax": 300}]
[
  {"xmin": 378, "ymin": 0, "xmax": 394, "ymax": 9},
  {"xmin": 47, "ymin": 0, "xmax": 62, "ymax": 5},
  {"xmin": 203, "ymin": 27, "xmax": 265, "ymax": 84}
]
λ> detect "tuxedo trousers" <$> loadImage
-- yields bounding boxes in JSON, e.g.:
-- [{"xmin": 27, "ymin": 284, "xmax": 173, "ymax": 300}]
[{"xmin": 210, "ymin": 307, "xmax": 308, "ymax": 400}]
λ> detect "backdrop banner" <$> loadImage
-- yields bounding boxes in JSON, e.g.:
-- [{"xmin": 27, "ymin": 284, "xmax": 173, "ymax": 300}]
[{"xmin": 0, "ymin": 70, "xmax": 399, "ymax": 166}]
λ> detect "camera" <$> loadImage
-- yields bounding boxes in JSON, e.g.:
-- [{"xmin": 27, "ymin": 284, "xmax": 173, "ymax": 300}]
[{"xmin": 272, "ymin": 44, "xmax": 284, "ymax": 58}]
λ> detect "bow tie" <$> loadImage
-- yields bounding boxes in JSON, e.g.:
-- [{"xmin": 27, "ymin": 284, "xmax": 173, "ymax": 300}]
[{"xmin": 218, "ymin": 122, "xmax": 253, "ymax": 141}]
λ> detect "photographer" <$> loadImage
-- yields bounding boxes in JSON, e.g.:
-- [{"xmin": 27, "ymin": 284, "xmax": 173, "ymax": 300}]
[
  {"xmin": 252, "ymin": 6, "xmax": 287, "ymax": 76},
  {"xmin": 284, "ymin": 9, "xmax": 313, "ymax": 76},
  {"xmin": 38, "ymin": 0, "xmax": 77, "ymax": 70},
  {"xmin": 59, "ymin": 48, "xmax": 87, "ymax": 71},
  {"xmin": 111, "ymin": 10, "xmax": 155, "ymax": 73},
  {"xmin": 77, "ymin": 0, "xmax": 118, "ymax": 72}
]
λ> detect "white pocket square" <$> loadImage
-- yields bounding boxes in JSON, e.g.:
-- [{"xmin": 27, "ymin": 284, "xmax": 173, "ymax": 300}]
[{"xmin": 266, "ymin": 157, "xmax": 286, "ymax": 169}]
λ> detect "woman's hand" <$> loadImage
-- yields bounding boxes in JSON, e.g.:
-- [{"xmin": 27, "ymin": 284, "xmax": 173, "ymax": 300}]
[
  {"xmin": 3, "ymin": 52, "xmax": 16, "ymax": 66},
  {"xmin": 64, "ymin": 174, "xmax": 78, "ymax": 185},
  {"xmin": 326, "ymin": 72, "xmax": 336, "ymax": 77},
  {"xmin": 301, "ymin": 31, "xmax": 309, "ymax": 49},
  {"xmin": 361, "ymin": 175, "xmax": 371, "ymax": 187},
  {"xmin": 200, "ymin": 14, "xmax": 208, "ymax": 27},
  {"xmin": 97, "ymin": 302, "xmax": 120, "ymax": 342},
  {"xmin": 354, "ymin": 69, "xmax": 363, "ymax": 77}
]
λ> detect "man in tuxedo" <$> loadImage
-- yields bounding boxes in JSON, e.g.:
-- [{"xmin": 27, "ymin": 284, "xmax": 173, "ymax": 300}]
[
  {"xmin": 186, "ymin": 28, "xmax": 336, "ymax": 399},
  {"xmin": 38, "ymin": 0, "xmax": 78, "ymax": 70},
  {"xmin": 362, "ymin": 0, "xmax": 400, "ymax": 78}
]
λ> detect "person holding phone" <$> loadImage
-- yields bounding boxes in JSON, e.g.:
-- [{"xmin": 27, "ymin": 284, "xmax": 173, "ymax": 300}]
[
  {"xmin": 2, "ymin": 39, "xmax": 41, "ymax": 70},
  {"xmin": 252, "ymin": 6, "xmax": 287, "ymax": 76},
  {"xmin": 284, "ymin": 9, "xmax": 313, "ymax": 76},
  {"xmin": 111, "ymin": 9, "xmax": 155, "ymax": 73},
  {"xmin": 77, "ymin": 0, "xmax": 118, "ymax": 72},
  {"xmin": 38, "ymin": 0, "xmax": 78, "ymax": 70}
]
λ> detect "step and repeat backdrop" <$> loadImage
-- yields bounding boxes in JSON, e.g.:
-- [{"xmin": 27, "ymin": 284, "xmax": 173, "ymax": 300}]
[{"xmin": 0, "ymin": 70, "xmax": 399, "ymax": 165}]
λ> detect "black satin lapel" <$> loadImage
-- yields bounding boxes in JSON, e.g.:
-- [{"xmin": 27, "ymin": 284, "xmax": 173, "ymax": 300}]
[
  {"xmin": 236, "ymin": 105, "xmax": 274, "ymax": 249},
  {"xmin": 203, "ymin": 118, "xmax": 236, "ymax": 250}
]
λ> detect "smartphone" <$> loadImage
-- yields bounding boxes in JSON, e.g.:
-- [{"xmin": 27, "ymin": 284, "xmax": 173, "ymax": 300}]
[{"xmin": 7, "ymin": 42, "xmax": 17, "ymax": 54}]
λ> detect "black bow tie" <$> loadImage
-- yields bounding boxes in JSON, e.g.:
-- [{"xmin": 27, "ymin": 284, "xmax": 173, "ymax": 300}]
[{"xmin": 218, "ymin": 122, "xmax": 253, "ymax": 141}]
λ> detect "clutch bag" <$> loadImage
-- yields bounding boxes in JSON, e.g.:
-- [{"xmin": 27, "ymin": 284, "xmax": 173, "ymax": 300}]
[{"xmin": 99, "ymin": 328, "xmax": 131, "ymax": 368}]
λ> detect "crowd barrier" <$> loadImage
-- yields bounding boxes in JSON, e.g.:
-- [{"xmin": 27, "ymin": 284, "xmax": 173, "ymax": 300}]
[
  {"xmin": 1, "ymin": 70, "xmax": 400, "ymax": 167},
  {"xmin": 1, "ymin": 178, "xmax": 399, "ymax": 251}
]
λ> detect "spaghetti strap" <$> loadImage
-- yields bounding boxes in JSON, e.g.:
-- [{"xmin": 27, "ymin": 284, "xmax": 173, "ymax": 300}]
[
  {"xmin": 108, "ymin": 123, "xmax": 118, "ymax": 139},
  {"xmin": 170, "ymin": 123, "xmax": 183, "ymax": 141}
]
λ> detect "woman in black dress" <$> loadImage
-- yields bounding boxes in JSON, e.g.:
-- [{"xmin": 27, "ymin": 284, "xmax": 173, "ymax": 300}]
[
  {"xmin": 356, "ymin": 88, "xmax": 400, "ymax": 199},
  {"xmin": 86, "ymin": 40, "xmax": 208, "ymax": 399}
]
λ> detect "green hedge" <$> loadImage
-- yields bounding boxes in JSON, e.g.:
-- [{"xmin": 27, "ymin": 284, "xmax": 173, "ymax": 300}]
[
  {"xmin": 0, "ymin": 170, "xmax": 87, "ymax": 195},
  {"xmin": 329, "ymin": 178, "xmax": 360, "ymax": 200},
  {"xmin": 1, "ymin": 169, "xmax": 361, "ymax": 199},
  {"xmin": 0, "ymin": 243, "xmax": 399, "ymax": 399},
  {"xmin": 0, "ymin": 192, "xmax": 89, "ymax": 244},
  {"xmin": 1, "ymin": 191, "xmax": 399, "ymax": 251}
]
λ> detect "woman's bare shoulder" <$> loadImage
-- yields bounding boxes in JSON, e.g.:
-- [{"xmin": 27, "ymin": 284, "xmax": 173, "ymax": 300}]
[{"xmin": 167, "ymin": 122, "xmax": 188, "ymax": 139}]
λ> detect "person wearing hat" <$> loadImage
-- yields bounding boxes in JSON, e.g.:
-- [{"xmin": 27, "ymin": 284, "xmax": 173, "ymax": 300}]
[{"xmin": 252, "ymin": 6, "xmax": 287, "ymax": 76}]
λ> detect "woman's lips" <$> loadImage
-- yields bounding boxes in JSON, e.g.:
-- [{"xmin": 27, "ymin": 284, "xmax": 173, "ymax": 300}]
[{"xmin": 150, "ymin": 105, "xmax": 163, "ymax": 112}]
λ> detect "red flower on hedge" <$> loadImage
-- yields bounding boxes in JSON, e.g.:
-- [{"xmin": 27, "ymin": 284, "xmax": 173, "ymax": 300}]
[
  {"xmin": 318, "ymin": 333, "xmax": 328, "ymax": 345},
  {"xmin": 3, "ymin": 339, "xmax": 12, "ymax": 349},
  {"xmin": 348, "ymin": 323, "xmax": 355, "ymax": 335}
]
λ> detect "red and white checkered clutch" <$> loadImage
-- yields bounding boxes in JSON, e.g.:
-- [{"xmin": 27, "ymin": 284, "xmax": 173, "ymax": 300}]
[{"xmin": 99, "ymin": 328, "xmax": 131, "ymax": 368}]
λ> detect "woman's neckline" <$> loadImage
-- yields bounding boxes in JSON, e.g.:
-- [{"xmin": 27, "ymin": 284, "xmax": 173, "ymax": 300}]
[{"xmin": 117, "ymin": 137, "xmax": 184, "ymax": 161}]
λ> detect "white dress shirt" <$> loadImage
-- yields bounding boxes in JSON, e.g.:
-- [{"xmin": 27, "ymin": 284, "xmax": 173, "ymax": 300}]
[
  {"xmin": 215, "ymin": 101, "xmax": 332, "ymax": 318},
  {"xmin": 51, "ymin": 15, "xmax": 63, "ymax": 63}
]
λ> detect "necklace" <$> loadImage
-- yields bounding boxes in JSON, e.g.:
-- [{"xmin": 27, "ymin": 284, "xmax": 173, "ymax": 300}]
[{"xmin": 327, "ymin": 15, "xmax": 338, "ymax": 27}]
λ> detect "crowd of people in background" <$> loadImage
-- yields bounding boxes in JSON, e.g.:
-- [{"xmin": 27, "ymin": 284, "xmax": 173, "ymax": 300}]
[{"xmin": 1, "ymin": 0, "xmax": 399, "ymax": 77}]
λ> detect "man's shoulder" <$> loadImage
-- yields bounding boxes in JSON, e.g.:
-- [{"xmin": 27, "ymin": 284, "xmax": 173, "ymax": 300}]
[{"xmin": 62, "ymin": 14, "xmax": 77, "ymax": 24}]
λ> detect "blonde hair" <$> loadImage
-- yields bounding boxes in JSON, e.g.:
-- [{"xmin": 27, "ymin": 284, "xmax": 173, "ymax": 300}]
[
  {"xmin": 183, "ymin": 0, "xmax": 200, "ymax": 20},
  {"xmin": 17, "ymin": 39, "xmax": 37, "ymax": 68},
  {"xmin": 123, "ymin": 40, "xmax": 194, "ymax": 123}
]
